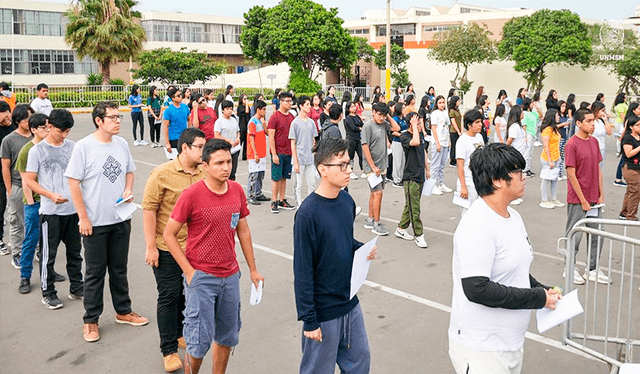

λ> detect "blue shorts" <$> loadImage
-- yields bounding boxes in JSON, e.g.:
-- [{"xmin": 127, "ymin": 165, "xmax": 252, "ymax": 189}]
[
  {"xmin": 183, "ymin": 270, "xmax": 241, "ymax": 358},
  {"xmin": 271, "ymin": 154, "xmax": 292, "ymax": 181}
]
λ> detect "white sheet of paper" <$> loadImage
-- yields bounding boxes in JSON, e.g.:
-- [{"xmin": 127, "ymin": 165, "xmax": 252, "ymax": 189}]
[
  {"xmin": 350, "ymin": 236, "xmax": 378, "ymax": 300},
  {"xmin": 422, "ymin": 178, "xmax": 437, "ymax": 196},
  {"xmin": 249, "ymin": 280, "xmax": 263, "ymax": 306},
  {"xmin": 114, "ymin": 202, "xmax": 137, "ymax": 221},
  {"xmin": 536, "ymin": 289, "xmax": 584, "ymax": 334},
  {"xmin": 586, "ymin": 203, "xmax": 605, "ymax": 218},
  {"xmin": 387, "ymin": 147, "xmax": 392, "ymax": 155},
  {"xmin": 619, "ymin": 364, "xmax": 640, "ymax": 374},
  {"xmin": 164, "ymin": 148, "xmax": 178, "ymax": 160},
  {"xmin": 248, "ymin": 158, "xmax": 267, "ymax": 173},
  {"xmin": 231, "ymin": 144, "xmax": 242, "ymax": 154},
  {"xmin": 452, "ymin": 191, "xmax": 471, "ymax": 209},
  {"xmin": 367, "ymin": 173, "xmax": 383, "ymax": 189},
  {"xmin": 540, "ymin": 165, "xmax": 560, "ymax": 180}
]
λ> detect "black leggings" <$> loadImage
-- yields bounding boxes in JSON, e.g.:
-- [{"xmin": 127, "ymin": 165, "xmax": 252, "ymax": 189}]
[
  {"xmin": 348, "ymin": 136, "xmax": 363, "ymax": 171},
  {"xmin": 131, "ymin": 111, "xmax": 144, "ymax": 141},
  {"xmin": 148, "ymin": 116, "xmax": 161, "ymax": 143}
]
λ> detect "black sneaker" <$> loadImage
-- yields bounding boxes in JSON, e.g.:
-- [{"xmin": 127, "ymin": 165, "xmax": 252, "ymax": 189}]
[
  {"xmin": 18, "ymin": 278, "xmax": 31, "ymax": 294},
  {"xmin": 279, "ymin": 199, "xmax": 296, "ymax": 210},
  {"xmin": 255, "ymin": 195, "xmax": 270, "ymax": 202},
  {"xmin": 54, "ymin": 271, "xmax": 66, "ymax": 282},
  {"xmin": 247, "ymin": 197, "xmax": 261, "ymax": 206},
  {"xmin": 270, "ymin": 201, "xmax": 280, "ymax": 214},
  {"xmin": 0, "ymin": 242, "xmax": 9, "ymax": 256},
  {"xmin": 11, "ymin": 257, "xmax": 21, "ymax": 269},
  {"xmin": 68, "ymin": 289, "xmax": 84, "ymax": 300},
  {"xmin": 42, "ymin": 295, "xmax": 64, "ymax": 310},
  {"xmin": 619, "ymin": 213, "xmax": 628, "ymax": 220}
]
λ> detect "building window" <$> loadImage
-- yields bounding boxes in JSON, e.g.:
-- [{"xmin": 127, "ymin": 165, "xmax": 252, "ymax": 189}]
[
  {"xmin": 423, "ymin": 25, "xmax": 452, "ymax": 32},
  {"xmin": 0, "ymin": 49, "xmax": 97, "ymax": 75},
  {"xmin": 142, "ymin": 20, "xmax": 241, "ymax": 44},
  {"xmin": 460, "ymin": 8, "xmax": 480, "ymax": 14},
  {"xmin": 0, "ymin": 9, "xmax": 67, "ymax": 36},
  {"xmin": 376, "ymin": 23, "xmax": 416, "ymax": 37},
  {"xmin": 415, "ymin": 10, "xmax": 430, "ymax": 16},
  {"xmin": 349, "ymin": 28, "xmax": 369, "ymax": 35}
]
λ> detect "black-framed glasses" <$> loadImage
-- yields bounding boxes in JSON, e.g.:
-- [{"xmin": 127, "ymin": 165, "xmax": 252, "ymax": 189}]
[
  {"xmin": 189, "ymin": 143, "xmax": 205, "ymax": 149},
  {"xmin": 510, "ymin": 168, "xmax": 524, "ymax": 177},
  {"xmin": 103, "ymin": 114, "xmax": 123, "ymax": 121},
  {"xmin": 323, "ymin": 162, "xmax": 351, "ymax": 172}
]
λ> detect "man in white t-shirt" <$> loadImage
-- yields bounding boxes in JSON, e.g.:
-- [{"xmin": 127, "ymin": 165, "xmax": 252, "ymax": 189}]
[
  {"xmin": 449, "ymin": 143, "xmax": 561, "ymax": 374},
  {"xmin": 30, "ymin": 83, "xmax": 53, "ymax": 116},
  {"xmin": 214, "ymin": 100, "xmax": 241, "ymax": 181},
  {"xmin": 455, "ymin": 109, "xmax": 484, "ymax": 216}
]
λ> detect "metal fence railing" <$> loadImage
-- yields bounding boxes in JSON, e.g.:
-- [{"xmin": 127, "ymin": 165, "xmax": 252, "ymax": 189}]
[{"xmin": 558, "ymin": 218, "xmax": 640, "ymax": 373}]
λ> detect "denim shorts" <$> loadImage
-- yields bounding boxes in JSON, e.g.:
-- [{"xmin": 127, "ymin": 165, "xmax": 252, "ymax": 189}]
[
  {"xmin": 183, "ymin": 270, "xmax": 241, "ymax": 359},
  {"xmin": 271, "ymin": 154, "xmax": 292, "ymax": 181}
]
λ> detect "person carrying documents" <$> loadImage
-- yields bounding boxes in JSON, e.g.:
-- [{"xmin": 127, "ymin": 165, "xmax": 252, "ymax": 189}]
[
  {"xmin": 448, "ymin": 143, "xmax": 561, "ymax": 374},
  {"xmin": 294, "ymin": 138, "xmax": 376, "ymax": 374}
]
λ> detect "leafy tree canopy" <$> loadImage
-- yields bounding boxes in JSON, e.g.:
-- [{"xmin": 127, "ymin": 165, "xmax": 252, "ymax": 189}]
[
  {"xmin": 498, "ymin": 9, "xmax": 592, "ymax": 92},
  {"xmin": 374, "ymin": 43, "xmax": 410, "ymax": 88},
  {"xmin": 589, "ymin": 23, "xmax": 640, "ymax": 95},
  {"xmin": 132, "ymin": 48, "xmax": 225, "ymax": 85}
]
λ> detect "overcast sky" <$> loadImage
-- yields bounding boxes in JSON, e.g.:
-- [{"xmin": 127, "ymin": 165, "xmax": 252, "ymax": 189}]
[{"xmin": 35, "ymin": 0, "xmax": 637, "ymax": 23}]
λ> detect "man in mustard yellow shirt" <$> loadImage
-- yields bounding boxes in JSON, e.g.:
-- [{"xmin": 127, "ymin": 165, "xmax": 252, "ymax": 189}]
[{"xmin": 142, "ymin": 128, "xmax": 207, "ymax": 372}]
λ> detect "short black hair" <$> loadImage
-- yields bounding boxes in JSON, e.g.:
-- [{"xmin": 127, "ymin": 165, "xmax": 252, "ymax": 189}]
[
  {"xmin": 463, "ymin": 109, "xmax": 483, "ymax": 130},
  {"xmin": 92, "ymin": 101, "xmax": 118, "ymax": 128},
  {"xmin": 12, "ymin": 104, "xmax": 35, "ymax": 127},
  {"xmin": 168, "ymin": 88, "xmax": 181, "ymax": 99},
  {"xmin": 470, "ymin": 143, "xmax": 525, "ymax": 197},
  {"xmin": 279, "ymin": 91, "xmax": 293, "ymax": 101},
  {"xmin": 404, "ymin": 111, "xmax": 419, "ymax": 124},
  {"xmin": 0, "ymin": 82, "xmax": 9, "ymax": 91},
  {"xmin": 178, "ymin": 127, "xmax": 206, "ymax": 154},
  {"xmin": 329, "ymin": 103, "xmax": 342, "ymax": 120},
  {"xmin": 314, "ymin": 137, "xmax": 349, "ymax": 168},
  {"xmin": 49, "ymin": 109, "xmax": 74, "ymax": 130},
  {"xmin": 221, "ymin": 100, "xmax": 234, "ymax": 110},
  {"xmin": 254, "ymin": 100, "xmax": 267, "ymax": 111},
  {"xmin": 0, "ymin": 101, "xmax": 9, "ymax": 113},
  {"xmin": 202, "ymin": 138, "xmax": 231, "ymax": 164},
  {"xmin": 298, "ymin": 95, "xmax": 310, "ymax": 107},
  {"xmin": 36, "ymin": 83, "xmax": 49, "ymax": 91},
  {"xmin": 574, "ymin": 108, "xmax": 592, "ymax": 125},
  {"xmin": 28, "ymin": 113, "xmax": 48, "ymax": 130},
  {"xmin": 372, "ymin": 102, "xmax": 389, "ymax": 115},
  {"xmin": 323, "ymin": 98, "xmax": 333, "ymax": 107}
]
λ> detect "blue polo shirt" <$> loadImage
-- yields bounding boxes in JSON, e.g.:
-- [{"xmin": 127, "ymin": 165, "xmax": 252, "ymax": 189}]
[
  {"xmin": 128, "ymin": 94, "xmax": 142, "ymax": 112},
  {"xmin": 163, "ymin": 103, "xmax": 189, "ymax": 141}
]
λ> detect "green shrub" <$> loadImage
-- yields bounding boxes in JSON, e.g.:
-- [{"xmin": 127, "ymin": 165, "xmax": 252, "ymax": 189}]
[
  {"xmin": 109, "ymin": 78, "xmax": 125, "ymax": 86},
  {"xmin": 287, "ymin": 67, "xmax": 321, "ymax": 94},
  {"xmin": 86, "ymin": 73, "xmax": 103, "ymax": 86}
]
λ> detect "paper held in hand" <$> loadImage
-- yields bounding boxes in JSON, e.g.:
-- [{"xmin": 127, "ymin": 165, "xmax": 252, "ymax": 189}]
[
  {"xmin": 452, "ymin": 191, "xmax": 471, "ymax": 209},
  {"xmin": 422, "ymin": 178, "xmax": 437, "ymax": 196},
  {"xmin": 250, "ymin": 280, "xmax": 263, "ymax": 306},
  {"xmin": 164, "ymin": 148, "xmax": 178, "ymax": 160},
  {"xmin": 350, "ymin": 236, "xmax": 378, "ymax": 300},
  {"xmin": 248, "ymin": 158, "xmax": 266, "ymax": 173},
  {"xmin": 536, "ymin": 289, "xmax": 584, "ymax": 334},
  {"xmin": 367, "ymin": 173, "xmax": 383, "ymax": 189}
]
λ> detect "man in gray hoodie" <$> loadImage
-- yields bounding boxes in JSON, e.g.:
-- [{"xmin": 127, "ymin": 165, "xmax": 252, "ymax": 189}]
[{"xmin": 321, "ymin": 104, "xmax": 343, "ymax": 140}]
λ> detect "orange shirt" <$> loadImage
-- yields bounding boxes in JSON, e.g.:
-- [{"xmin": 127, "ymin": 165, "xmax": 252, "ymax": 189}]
[
  {"xmin": 247, "ymin": 116, "xmax": 267, "ymax": 159},
  {"xmin": 541, "ymin": 126, "xmax": 561, "ymax": 161}
]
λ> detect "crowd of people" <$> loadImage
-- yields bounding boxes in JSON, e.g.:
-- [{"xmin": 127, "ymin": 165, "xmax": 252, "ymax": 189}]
[{"xmin": 0, "ymin": 80, "xmax": 638, "ymax": 374}]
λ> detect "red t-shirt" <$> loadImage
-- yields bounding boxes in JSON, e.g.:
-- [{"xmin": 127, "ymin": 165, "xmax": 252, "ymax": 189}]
[
  {"xmin": 565, "ymin": 135, "xmax": 602, "ymax": 204},
  {"xmin": 247, "ymin": 117, "xmax": 267, "ymax": 159},
  {"xmin": 309, "ymin": 107, "xmax": 322, "ymax": 133},
  {"xmin": 171, "ymin": 179, "xmax": 250, "ymax": 277},
  {"xmin": 194, "ymin": 107, "xmax": 217, "ymax": 140},
  {"xmin": 267, "ymin": 110, "xmax": 294, "ymax": 155}
]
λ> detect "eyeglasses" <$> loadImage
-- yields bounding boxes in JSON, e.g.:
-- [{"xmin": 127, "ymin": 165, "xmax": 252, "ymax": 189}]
[
  {"xmin": 190, "ymin": 144, "xmax": 204, "ymax": 149},
  {"xmin": 198, "ymin": 100, "xmax": 205, "ymax": 104},
  {"xmin": 102, "ymin": 114, "xmax": 123, "ymax": 121},
  {"xmin": 510, "ymin": 169, "xmax": 524, "ymax": 177},
  {"xmin": 281, "ymin": 99, "xmax": 293, "ymax": 103},
  {"xmin": 323, "ymin": 162, "xmax": 351, "ymax": 172}
]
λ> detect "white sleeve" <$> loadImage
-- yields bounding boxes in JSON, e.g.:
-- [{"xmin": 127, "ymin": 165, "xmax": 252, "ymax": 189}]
[{"xmin": 455, "ymin": 214, "xmax": 496, "ymax": 279}]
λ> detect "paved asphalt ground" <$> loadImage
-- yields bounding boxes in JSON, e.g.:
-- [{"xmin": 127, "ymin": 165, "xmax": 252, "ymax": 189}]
[{"xmin": 1, "ymin": 109, "xmax": 638, "ymax": 373}]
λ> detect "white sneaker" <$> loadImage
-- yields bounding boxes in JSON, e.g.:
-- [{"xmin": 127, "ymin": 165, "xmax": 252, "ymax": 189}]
[
  {"xmin": 431, "ymin": 185, "xmax": 443, "ymax": 195},
  {"xmin": 360, "ymin": 173, "xmax": 367, "ymax": 179},
  {"xmin": 584, "ymin": 268, "xmax": 612, "ymax": 284},
  {"xmin": 550, "ymin": 199, "xmax": 565, "ymax": 208},
  {"xmin": 563, "ymin": 268, "xmax": 586, "ymax": 285},
  {"xmin": 355, "ymin": 206, "xmax": 362, "ymax": 217},
  {"xmin": 534, "ymin": 141, "xmax": 542, "ymax": 147},
  {"xmin": 439, "ymin": 184, "xmax": 453, "ymax": 193},
  {"xmin": 139, "ymin": 140, "xmax": 148, "ymax": 146},
  {"xmin": 510, "ymin": 198, "xmax": 523, "ymax": 206},
  {"xmin": 394, "ymin": 227, "xmax": 414, "ymax": 241},
  {"xmin": 560, "ymin": 175, "xmax": 568, "ymax": 181},
  {"xmin": 133, "ymin": 140, "xmax": 140, "ymax": 146},
  {"xmin": 539, "ymin": 201, "xmax": 555, "ymax": 209},
  {"xmin": 350, "ymin": 172, "xmax": 358, "ymax": 180},
  {"xmin": 414, "ymin": 234, "xmax": 428, "ymax": 248}
]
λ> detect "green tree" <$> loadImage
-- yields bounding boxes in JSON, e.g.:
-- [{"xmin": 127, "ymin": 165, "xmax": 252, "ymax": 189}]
[
  {"xmin": 589, "ymin": 23, "xmax": 640, "ymax": 95},
  {"xmin": 498, "ymin": 9, "xmax": 592, "ymax": 92},
  {"xmin": 374, "ymin": 43, "xmax": 410, "ymax": 88},
  {"xmin": 240, "ymin": 0, "xmax": 357, "ymax": 80},
  {"xmin": 65, "ymin": 0, "xmax": 146, "ymax": 84},
  {"xmin": 429, "ymin": 23, "xmax": 497, "ymax": 95},
  {"xmin": 131, "ymin": 48, "xmax": 225, "ymax": 85},
  {"xmin": 342, "ymin": 37, "xmax": 376, "ymax": 86}
]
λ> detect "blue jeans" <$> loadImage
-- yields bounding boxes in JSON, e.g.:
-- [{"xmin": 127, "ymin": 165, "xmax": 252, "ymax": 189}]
[
  {"xmin": 20, "ymin": 202, "xmax": 40, "ymax": 279},
  {"xmin": 248, "ymin": 171, "xmax": 264, "ymax": 198},
  {"xmin": 300, "ymin": 303, "xmax": 370, "ymax": 374}
]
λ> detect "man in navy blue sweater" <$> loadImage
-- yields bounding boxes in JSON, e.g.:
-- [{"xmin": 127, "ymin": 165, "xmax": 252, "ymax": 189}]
[{"xmin": 293, "ymin": 137, "xmax": 377, "ymax": 374}]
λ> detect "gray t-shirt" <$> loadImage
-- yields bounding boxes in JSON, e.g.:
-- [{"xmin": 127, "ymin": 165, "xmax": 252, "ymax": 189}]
[
  {"xmin": 64, "ymin": 134, "xmax": 136, "ymax": 226},
  {"xmin": 30, "ymin": 98, "xmax": 53, "ymax": 116},
  {"xmin": 1, "ymin": 131, "xmax": 33, "ymax": 186},
  {"xmin": 361, "ymin": 119, "xmax": 391, "ymax": 173},
  {"xmin": 288, "ymin": 117, "xmax": 318, "ymax": 166},
  {"xmin": 26, "ymin": 139, "xmax": 76, "ymax": 216},
  {"xmin": 214, "ymin": 116, "xmax": 239, "ymax": 152}
]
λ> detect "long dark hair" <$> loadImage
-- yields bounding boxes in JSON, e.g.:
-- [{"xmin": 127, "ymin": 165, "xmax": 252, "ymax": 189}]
[
  {"xmin": 557, "ymin": 100, "xmax": 568, "ymax": 117},
  {"xmin": 591, "ymin": 101, "xmax": 606, "ymax": 120},
  {"xmin": 517, "ymin": 87, "xmax": 526, "ymax": 99},
  {"xmin": 130, "ymin": 84, "xmax": 140, "ymax": 97},
  {"xmin": 341, "ymin": 91, "xmax": 352, "ymax": 105},
  {"xmin": 149, "ymin": 85, "xmax": 157, "ymax": 99},
  {"xmin": 546, "ymin": 90, "xmax": 557, "ymax": 102},
  {"xmin": 419, "ymin": 95, "xmax": 429, "ymax": 111},
  {"xmin": 214, "ymin": 93, "xmax": 225, "ymax": 113},
  {"xmin": 540, "ymin": 108, "xmax": 559, "ymax": 135},
  {"xmin": 448, "ymin": 88, "xmax": 456, "ymax": 99},
  {"xmin": 596, "ymin": 93, "xmax": 605, "ymax": 102},
  {"xmin": 497, "ymin": 89, "xmax": 507, "ymax": 101},
  {"xmin": 614, "ymin": 92, "xmax": 626, "ymax": 107},
  {"xmin": 476, "ymin": 86, "xmax": 484, "ymax": 105},
  {"xmin": 434, "ymin": 95, "xmax": 446, "ymax": 111},
  {"xmin": 448, "ymin": 95, "xmax": 460, "ymax": 112},
  {"xmin": 624, "ymin": 115, "xmax": 640, "ymax": 137},
  {"xmin": 225, "ymin": 85, "xmax": 234, "ymax": 96},
  {"xmin": 625, "ymin": 102, "xmax": 639, "ymax": 124},
  {"xmin": 506, "ymin": 105, "xmax": 523, "ymax": 135},
  {"xmin": 493, "ymin": 104, "xmax": 505, "ymax": 126}
]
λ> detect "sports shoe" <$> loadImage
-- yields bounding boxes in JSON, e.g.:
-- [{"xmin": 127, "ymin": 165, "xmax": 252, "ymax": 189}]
[
  {"xmin": 414, "ymin": 234, "xmax": 428, "ymax": 248},
  {"xmin": 613, "ymin": 180, "xmax": 627, "ymax": 187},
  {"xmin": 371, "ymin": 222, "xmax": 389, "ymax": 236},
  {"xmin": 11, "ymin": 257, "xmax": 20, "ymax": 269},
  {"xmin": 270, "ymin": 201, "xmax": 279, "ymax": 214},
  {"xmin": 448, "ymin": 164, "xmax": 456, "ymax": 168},
  {"xmin": 279, "ymin": 199, "xmax": 296, "ymax": 210},
  {"xmin": 431, "ymin": 185, "xmax": 443, "ymax": 195},
  {"xmin": 355, "ymin": 206, "xmax": 362, "ymax": 217},
  {"xmin": 524, "ymin": 170, "xmax": 535, "ymax": 178},
  {"xmin": 539, "ymin": 201, "xmax": 555, "ymax": 209},
  {"xmin": 115, "ymin": 311, "xmax": 149, "ymax": 326},
  {"xmin": 392, "ymin": 182, "xmax": 403, "ymax": 188},
  {"xmin": 510, "ymin": 198, "xmax": 523, "ymax": 206},
  {"xmin": 133, "ymin": 140, "xmax": 140, "ymax": 146},
  {"xmin": 350, "ymin": 172, "xmax": 358, "ymax": 180},
  {"xmin": 0, "ymin": 242, "xmax": 9, "ymax": 255},
  {"xmin": 618, "ymin": 213, "xmax": 628, "ymax": 220},
  {"xmin": 247, "ymin": 197, "xmax": 261, "ymax": 206},
  {"xmin": 550, "ymin": 199, "xmax": 565, "ymax": 208},
  {"xmin": 563, "ymin": 268, "xmax": 585, "ymax": 285},
  {"xmin": 18, "ymin": 278, "xmax": 31, "ymax": 294},
  {"xmin": 560, "ymin": 175, "xmax": 568, "ymax": 181},
  {"xmin": 54, "ymin": 272, "xmax": 66, "ymax": 282},
  {"xmin": 178, "ymin": 336, "xmax": 186, "ymax": 349},
  {"xmin": 584, "ymin": 268, "xmax": 612, "ymax": 284},
  {"xmin": 83, "ymin": 323, "xmax": 100, "ymax": 342},
  {"xmin": 163, "ymin": 353, "xmax": 183, "ymax": 372},
  {"xmin": 439, "ymin": 184, "xmax": 453, "ymax": 193},
  {"xmin": 363, "ymin": 218, "xmax": 374, "ymax": 229},
  {"xmin": 139, "ymin": 140, "xmax": 149, "ymax": 146},
  {"xmin": 255, "ymin": 195, "xmax": 270, "ymax": 202},
  {"xmin": 360, "ymin": 173, "xmax": 367, "ymax": 179},
  {"xmin": 42, "ymin": 295, "xmax": 64, "ymax": 309},
  {"xmin": 68, "ymin": 289, "xmax": 84, "ymax": 300},
  {"xmin": 394, "ymin": 227, "xmax": 414, "ymax": 240},
  {"xmin": 534, "ymin": 140, "xmax": 542, "ymax": 147}
]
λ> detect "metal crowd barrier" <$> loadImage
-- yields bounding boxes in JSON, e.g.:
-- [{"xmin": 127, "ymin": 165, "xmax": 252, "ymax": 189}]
[{"xmin": 558, "ymin": 218, "xmax": 640, "ymax": 373}]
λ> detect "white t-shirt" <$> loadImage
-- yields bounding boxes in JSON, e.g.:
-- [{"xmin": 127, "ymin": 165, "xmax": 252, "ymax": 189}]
[
  {"xmin": 430, "ymin": 109, "xmax": 451, "ymax": 147},
  {"xmin": 30, "ymin": 97, "xmax": 53, "ymax": 116},
  {"xmin": 449, "ymin": 198, "xmax": 534, "ymax": 352},
  {"xmin": 503, "ymin": 96, "xmax": 512, "ymax": 118},
  {"xmin": 493, "ymin": 117, "xmax": 507, "ymax": 143},
  {"xmin": 214, "ymin": 116, "xmax": 240, "ymax": 153},
  {"xmin": 593, "ymin": 119, "xmax": 607, "ymax": 153},
  {"xmin": 508, "ymin": 124, "xmax": 527, "ymax": 155},
  {"xmin": 455, "ymin": 133, "xmax": 484, "ymax": 191}
]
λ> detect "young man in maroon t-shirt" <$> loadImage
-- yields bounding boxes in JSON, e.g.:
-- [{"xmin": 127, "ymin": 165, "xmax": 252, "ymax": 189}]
[
  {"xmin": 163, "ymin": 138, "xmax": 264, "ymax": 374},
  {"xmin": 564, "ymin": 108, "xmax": 610, "ymax": 285},
  {"xmin": 267, "ymin": 91, "xmax": 296, "ymax": 213}
]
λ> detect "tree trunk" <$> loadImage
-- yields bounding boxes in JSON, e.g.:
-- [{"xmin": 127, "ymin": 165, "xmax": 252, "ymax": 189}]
[{"xmin": 100, "ymin": 59, "xmax": 111, "ymax": 85}]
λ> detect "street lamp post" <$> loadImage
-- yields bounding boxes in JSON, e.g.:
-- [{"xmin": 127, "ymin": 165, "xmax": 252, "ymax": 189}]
[{"xmin": 385, "ymin": 0, "xmax": 391, "ymax": 101}]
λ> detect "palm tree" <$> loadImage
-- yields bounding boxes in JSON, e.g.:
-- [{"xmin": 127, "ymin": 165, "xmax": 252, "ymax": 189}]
[{"xmin": 65, "ymin": 0, "xmax": 146, "ymax": 84}]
